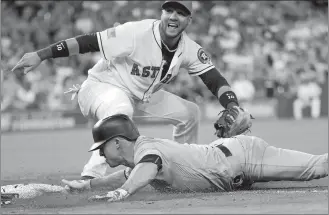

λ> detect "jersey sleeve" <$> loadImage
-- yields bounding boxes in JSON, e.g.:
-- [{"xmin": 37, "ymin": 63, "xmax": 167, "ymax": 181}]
[
  {"xmin": 96, "ymin": 22, "xmax": 135, "ymax": 60},
  {"xmin": 134, "ymin": 143, "xmax": 162, "ymax": 165},
  {"xmin": 183, "ymin": 41, "xmax": 215, "ymax": 76}
]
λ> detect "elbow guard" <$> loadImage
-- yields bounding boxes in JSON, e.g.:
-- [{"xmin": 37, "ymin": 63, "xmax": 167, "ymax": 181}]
[
  {"xmin": 75, "ymin": 33, "xmax": 100, "ymax": 54},
  {"xmin": 199, "ymin": 68, "xmax": 230, "ymax": 97}
]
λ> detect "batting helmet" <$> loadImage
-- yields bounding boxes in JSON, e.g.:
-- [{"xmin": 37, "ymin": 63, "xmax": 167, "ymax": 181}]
[{"xmin": 88, "ymin": 114, "xmax": 140, "ymax": 152}]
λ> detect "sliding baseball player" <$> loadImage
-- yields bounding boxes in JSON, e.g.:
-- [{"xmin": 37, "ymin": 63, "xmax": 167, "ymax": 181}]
[{"xmin": 62, "ymin": 114, "xmax": 328, "ymax": 202}]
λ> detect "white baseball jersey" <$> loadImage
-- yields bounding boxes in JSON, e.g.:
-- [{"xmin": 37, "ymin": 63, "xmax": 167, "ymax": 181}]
[{"xmin": 89, "ymin": 19, "xmax": 215, "ymax": 102}]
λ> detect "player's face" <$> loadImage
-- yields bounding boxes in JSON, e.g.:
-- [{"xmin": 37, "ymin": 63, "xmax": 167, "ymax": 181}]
[
  {"xmin": 100, "ymin": 139, "xmax": 122, "ymax": 168},
  {"xmin": 161, "ymin": 7, "xmax": 191, "ymax": 38}
]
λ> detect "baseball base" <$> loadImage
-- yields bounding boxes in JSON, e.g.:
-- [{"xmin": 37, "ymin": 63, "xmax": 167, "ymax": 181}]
[{"xmin": 1, "ymin": 183, "xmax": 68, "ymax": 200}]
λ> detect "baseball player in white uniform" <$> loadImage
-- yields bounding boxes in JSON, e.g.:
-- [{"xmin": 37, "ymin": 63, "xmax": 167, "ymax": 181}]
[
  {"xmin": 62, "ymin": 114, "xmax": 328, "ymax": 202},
  {"xmin": 11, "ymin": 1, "xmax": 250, "ymax": 180}
]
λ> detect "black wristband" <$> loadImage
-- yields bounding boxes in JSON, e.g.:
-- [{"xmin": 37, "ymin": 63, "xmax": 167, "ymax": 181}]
[
  {"xmin": 219, "ymin": 91, "xmax": 239, "ymax": 108},
  {"xmin": 50, "ymin": 40, "xmax": 69, "ymax": 58}
]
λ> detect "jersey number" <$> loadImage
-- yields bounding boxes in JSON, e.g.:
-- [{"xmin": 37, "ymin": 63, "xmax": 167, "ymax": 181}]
[{"xmin": 56, "ymin": 43, "xmax": 64, "ymax": 51}]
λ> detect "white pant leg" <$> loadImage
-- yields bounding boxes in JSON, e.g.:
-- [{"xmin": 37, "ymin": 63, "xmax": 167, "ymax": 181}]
[
  {"xmin": 135, "ymin": 90, "xmax": 200, "ymax": 144},
  {"xmin": 311, "ymin": 97, "xmax": 321, "ymax": 118},
  {"xmin": 293, "ymin": 98, "xmax": 305, "ymax": 120},
  {"xmin": 260, "ymin": 145, "xmax": 328, "ymax": 181},
  {"xmin": 78, "ymin": 79, "xmax": 134, "ymax": 120},
  {"xmin": 228, "ymin": 136, "xmax": 328, "ymax": 182},
  {"xmin": 78, "ymin": 79, "xmax": 134, "ymax": 178}
]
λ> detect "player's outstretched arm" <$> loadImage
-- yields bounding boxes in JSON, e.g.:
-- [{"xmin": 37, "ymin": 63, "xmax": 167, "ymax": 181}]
[
  {"xmin": 88, "ymin": 162, "xmax": 159, "ymax": 202},
  {"xmin": 184, "ymin": 44, "xmax": 239, "ymax": 109},
  {"xmin": 11, "ymin": 32, "xmax": 100, "ymax": 76},
  {"xmin": 62, "ymin": 169, "xmax": 127, "ymax": 193},
  {"xmin": 121, "ymin": 162, "xmax": 158, "ymax": 194},
  {"xmin": 89, "ymin": 168, "xmax": 128, "ymax": 190},
  {"xmin": 199, "ymin": 68, "xmax": 239, "ymax": 109},
  {"xmin": 12, "ymin": 21, "xmax": 135, "ymax": 76},
  {"xmin": 199, "ymin": 68, "xmax": 254, "ymax": 138}
]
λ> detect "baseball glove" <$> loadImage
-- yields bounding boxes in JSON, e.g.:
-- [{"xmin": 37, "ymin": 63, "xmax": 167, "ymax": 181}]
[{"xmin": 214, "ymin": 106, "xmax": 254, "ymax": 138}]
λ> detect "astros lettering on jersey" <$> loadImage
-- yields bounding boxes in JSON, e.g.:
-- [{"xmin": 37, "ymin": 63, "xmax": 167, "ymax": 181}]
[{"xmin": 91, "ymin": 19, "xmax": 215, "ymax": 102}]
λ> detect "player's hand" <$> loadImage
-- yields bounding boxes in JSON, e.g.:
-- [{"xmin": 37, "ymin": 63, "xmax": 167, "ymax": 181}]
[
  {"xmin": 61, "ymin": 179, "xmax": 91, "ymax": 193},
  {"xmin": 88, "ymin": 188, "xmax": 130, "ymax": 202},
  {"xmin": 214, "ymin": 106, "xmax": 254, "ymax": 138},
  {"xmin": 11, "ymin": 52, "xmax": 42, "ymax": 76},
  {"xmin": 88, "ymin": 194, "xmax": 112, "ymax": 202}
]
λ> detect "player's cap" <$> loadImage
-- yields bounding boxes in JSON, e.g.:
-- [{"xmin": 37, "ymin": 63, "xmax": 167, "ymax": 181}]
[
  {"xmin": 162, "ymin": 1, "xmax": 193, "ymax": 15},
  {"xmin": 89, "ymin": 114, "xmax": 140, "ymax": 152}
]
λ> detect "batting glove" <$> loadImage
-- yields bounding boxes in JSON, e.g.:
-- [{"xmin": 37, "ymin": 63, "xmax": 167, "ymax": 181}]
[
  {"xmin": 88, "ymin": 188, "xmax": 130, "ymax": 202},
  {"xmin": 62, "ymin": 179, "xmax": 91, "ymax": 193}
]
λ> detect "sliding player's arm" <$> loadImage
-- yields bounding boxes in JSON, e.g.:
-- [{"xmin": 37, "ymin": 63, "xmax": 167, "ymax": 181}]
[{"xmin": 88, "ymin": 153, "xmax": 162, "ymax": 202}]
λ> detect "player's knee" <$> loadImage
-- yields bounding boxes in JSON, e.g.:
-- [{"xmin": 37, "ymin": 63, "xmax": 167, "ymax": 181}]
[
  {"xmin": 103, "ymin": 105, "xmax": 134, "ymax": 119},
  {"xmin": 184, "ymin": 101, "xmax": 201, "ymax": 124},
  {"xmin": 77, "ymin": 90, "xmax": 91, "ymax": 118},
  {"xmin": 121, "ymin": 106, "xmax": 134, "ymax": 119}
]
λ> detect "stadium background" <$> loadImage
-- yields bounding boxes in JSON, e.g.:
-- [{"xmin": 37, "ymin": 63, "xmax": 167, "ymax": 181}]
[
  {"xmin": 1, "ymin": 1, "xmax": 328, "ymax": 213},
  {"xmin": 1, "ymin": 0, "xmax": 328, "ymax": 132}
]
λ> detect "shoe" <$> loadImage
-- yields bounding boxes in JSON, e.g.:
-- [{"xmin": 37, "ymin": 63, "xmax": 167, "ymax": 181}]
[{"xmin": 81, "ymin": 175, "xmax": 95, "ymax": 180}]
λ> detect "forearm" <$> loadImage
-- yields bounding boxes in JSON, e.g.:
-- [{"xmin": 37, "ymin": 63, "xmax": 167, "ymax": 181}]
[
  {"xmin": 199, "ymin": 68, "xmax": 239, "ymax": 108},
  {"xmin": 217, "ymin": 85, "xmax": 239, "ymax": 108},
  {"xmin": 37, "ymin": 33, "xmax": 100, "ymax": 61},
  {"xmin": 90, "ymin": 169, "xmax": 126, "ymax": 190},
  {"xmin": 87, "ymin": 161, "xmax": 159, "ymax": 202},
  {"xmin": 120, "ymin": 175, "xmax": 151, "ymax": 195},
  {"xmin": 120, "ymin": 163, "xmax": 158, "ymax": 194}
]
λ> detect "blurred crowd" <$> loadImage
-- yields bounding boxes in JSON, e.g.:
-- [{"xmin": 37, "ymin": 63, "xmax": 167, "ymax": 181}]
[{"xmin": 1, "ymin": 0, "xmax": 328, "ymax": 112}]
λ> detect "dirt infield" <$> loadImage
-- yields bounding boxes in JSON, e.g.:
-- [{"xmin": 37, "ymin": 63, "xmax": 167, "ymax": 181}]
[
  {"xmin": 1, "ymin": 118, "xmax": 328, "ymax": 214},
  {"xmin": 2, "ymin": 187, "xmax": 328, "ymax": 214}
]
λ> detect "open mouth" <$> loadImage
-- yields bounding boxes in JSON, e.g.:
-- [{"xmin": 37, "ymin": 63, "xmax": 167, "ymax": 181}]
[{"xmin": 168, "ymin": 23, "xmax": 178, "ymax": 30}]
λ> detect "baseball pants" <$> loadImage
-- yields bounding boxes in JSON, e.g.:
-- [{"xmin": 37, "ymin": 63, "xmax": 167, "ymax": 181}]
[
  {"xmin": 293, "ymin": 97, "xmax": 321, "ymax": 120},
  {"xmin": 78, "ymin": 78, "xmax": 200, "ymax": 178},
  {"xmin": 222, "ymin": 135, "xmax": 328, "ymax": 183}
]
